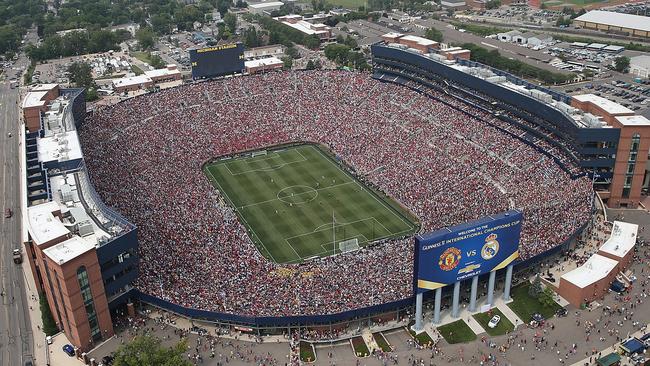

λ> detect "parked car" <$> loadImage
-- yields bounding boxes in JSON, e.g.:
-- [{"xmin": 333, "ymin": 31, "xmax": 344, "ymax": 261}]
[
  {"xmin": 62, "ymin": 344, "xmax": 75, "ymax": 357},
  {"xmin": 488, "ymin": 315, "xmax": 501, "ymax": 328},
  {"xmin": 46, "ymin": 336, "xmax": 52, "ymax": 345},
  {"xmin": 556, "ymin": 308, "xmax": 568, "ymax": 317},
  {"xmin": 531, "ymin": 313, "xmax": 545, "ymax": 322}
]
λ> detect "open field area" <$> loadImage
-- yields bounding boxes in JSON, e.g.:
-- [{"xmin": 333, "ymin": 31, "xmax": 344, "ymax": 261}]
[
  {"xmin": 437, "ymin": 320, "xmax": 477, "ymax": 344},
  {"xmin": 473, "ymin": 308, "xmax": 514, "ymax": 336},
  {"xmin": 204, "ymin": 144, "xmax": 417, "ymax": 264},
  {"xmin": 507, "ymin": 283, "xmax": 562, "ymax": 322}
]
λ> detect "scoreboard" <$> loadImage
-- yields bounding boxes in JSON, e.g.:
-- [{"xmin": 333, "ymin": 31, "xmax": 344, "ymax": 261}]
[
  {"xmin": 414, "ymin": 210, "xmax": 522, "ymax": 294},
  {"xmin": 189, "ymin": 43, "xmax": 245, "ymax": 79}
]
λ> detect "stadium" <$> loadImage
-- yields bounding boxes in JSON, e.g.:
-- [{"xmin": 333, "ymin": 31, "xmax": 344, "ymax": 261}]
[{"xmin": 68, "ymin": 44, "xmax": 600, "ymax": 335}]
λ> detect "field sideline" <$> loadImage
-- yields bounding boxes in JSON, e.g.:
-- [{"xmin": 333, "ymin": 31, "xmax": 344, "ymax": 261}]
[{"xmin": 204, "ymin": 144, "xmax": 418, "ymax": 264}]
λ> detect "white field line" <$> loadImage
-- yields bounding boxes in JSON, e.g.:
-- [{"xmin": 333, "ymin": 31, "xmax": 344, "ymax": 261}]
[
  {"xmin": 224, "ymin": 150, "xmax": 307, "ymax": 176},
  {"xmin": 205, "ymin": 167, "xmax": 278, "ymax": 263},
  {"xmin": 309, "ymin": 145, "xmax": 415, "ymax": 231}
]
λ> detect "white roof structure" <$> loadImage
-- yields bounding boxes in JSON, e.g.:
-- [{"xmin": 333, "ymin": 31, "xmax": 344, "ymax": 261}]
[
  {"xmin": 22, "ymin": 91, "xmax": 49, "ymax": 109},
  {"xmin": 400, "ymin": 35, "xmax": 438, "ymax": 47},
  {"xmin": 248, "ymin": 1, "xmax": 284, "ymax": 8},
  {"xmin": 245, "ymin": 57, "xmax": 283, "ymax": 68},
  {"xmin": 43, "ymin": 236, "xmax": 96, "ymax": 265},
  {"xmin": 574, "ymin": 10, "xmax": 650, "ymax": 33},
  {"xmin": 37, "ymin": 130, "xmax": 83, "ymax": 163},
  {"xmin": 27, "ymin": 201, "xmax": 70, "ymax": 245},
  {"xmin": 615, "ymin": 115, "xmax": 650, "ymax": 126},
  {"xmin": 112, "ymin": 75, "xmax": 152, "ymax": 89},
  {"xmin": 278, "ymin": 19, "xmax": 330, "ymax": 36},
  {"xmin": 599, "ymin": 221, "xmax": 638, "ymax": 259},
  {"xmin": 573, "ymin": 94, "xmax": 634, "ymax": 115},
  {"xmin": 144, "ymin": 66, "xmax": 181, "ymax": 79},
  {"xmin": 561, "ymin": 254, "xmax": 618, "ymax": 288}
]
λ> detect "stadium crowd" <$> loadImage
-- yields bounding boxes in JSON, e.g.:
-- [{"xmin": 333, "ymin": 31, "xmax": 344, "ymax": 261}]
[{"xmin": 78, "ymin": 70, "xmax": 593, "ymax": 317}]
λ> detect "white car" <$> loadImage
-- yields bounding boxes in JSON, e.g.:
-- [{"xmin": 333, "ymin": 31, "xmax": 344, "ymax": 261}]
[{"xmin": 488, "ymin": 315, "xmax": 501, "ymax": 328}]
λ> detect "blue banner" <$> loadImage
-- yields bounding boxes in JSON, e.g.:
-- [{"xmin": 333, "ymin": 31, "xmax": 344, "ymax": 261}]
[{"xmin": 415, "ymin": 210, "xmax": 522, "ymax": 293}]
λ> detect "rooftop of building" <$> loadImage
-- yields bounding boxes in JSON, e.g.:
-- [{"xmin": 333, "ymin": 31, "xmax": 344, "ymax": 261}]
[
  {"xmin": 245, "ymin": 56, "xmax": 283, "ymax": 68},
  {"xmin": 112, "ymin": 74, "xmax": 153, "ymax": 88},
  {"xmin": 248, "ymin": 1, "xmax": 284, "ymax": 8},
  {"xmin": 599, "ymin": 221, "xmax": 638, "ymax": 259},
  {"xmin": 27, "ymin": 201, "xmax": 69, "ymax": 245},
  {"xmin": 144, "ymin": 65, "xmax": 181, "ymax": 78},
  {"xmin": 43, "ymin": 236, "xmax": 96, "ymax": 265},
  {"xmin": 399, "ymin": 34, "xmax": 438, "ymax": 46},
  {"xmin": 561, "ymin": 253, "xmax": 619, "ymax": 288},
  {"xmin": 574, "ymin": 10, "xmax": 650, "ymax": 33},
  {"xmin": 614, "ymin": 115, "xmax": 650, "ymax": 126},
  {"xmin": 573, "ymin": 94, "xmax": 635, "ymax": 116}
]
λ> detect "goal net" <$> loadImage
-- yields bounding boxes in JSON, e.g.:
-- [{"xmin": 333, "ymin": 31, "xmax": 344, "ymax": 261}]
[
  {"xmin": 251, "ymin": 150, "xmax": 267, "ymax": 157},
  {"xmin": 338, "ymin": 238, "xmax": 360, "ymax": 253}
]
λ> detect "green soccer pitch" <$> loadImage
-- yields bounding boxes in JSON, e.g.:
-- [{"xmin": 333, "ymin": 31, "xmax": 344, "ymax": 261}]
[{"xmin": 203, "ymin": 144, "xmax": 419, "ymax": 264}]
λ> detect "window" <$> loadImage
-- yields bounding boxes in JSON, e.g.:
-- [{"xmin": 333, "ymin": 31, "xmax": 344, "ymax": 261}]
[{"xmin": 77, "ymin": 266, "xmax": 102, "ymax": 344}]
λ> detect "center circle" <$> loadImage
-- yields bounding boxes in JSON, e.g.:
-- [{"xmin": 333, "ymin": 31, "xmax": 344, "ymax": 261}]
[{"xmin": 277, "ymin": 185, "xmax": 318, "ymax": 205}]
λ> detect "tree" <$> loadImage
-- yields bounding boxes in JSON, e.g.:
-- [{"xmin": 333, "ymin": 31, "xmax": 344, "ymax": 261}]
[
  {"xmin": 538, "ymin": 286, "xmax": 557, "ymax": 308},
  {"xmin": 529, "ymin": 274, "xmax": 543, "ymax": 299},
  {"xmin": 485, "ymin": 0, "xmax": 500, "ymax": 9},
  {"xmin": 224, "ymin": 12, "xmax": 237, "ymax": 33},
  {"xmin": 68, "ymin": 61, "xmax": 99, "ymax": 101},
  {"xmin": 281, "ymin": 56, "xmax": 293, "ymax": 69},
  {"xmin": 149, "ymin": 53, "xmax": 166, "ymax": 69},
  {"xmin": 243, "ymin": 26, "xmax": 260, "ymax": 48},
  {"xmin": 614, "ymin": 56, "xmax": 630, "ymax": 73},
  {"xmin": 306, "ymin": 59, "xmax": 315, "ymax": 69},
  {"xmin": 344, "ymin": 35, "xmax": 358, "ymax": 49},
  {"xmin": 136, "ymin": 27, "xmax": 156, "ymax": 50},
  {"xmin": 40, "ymin": 295, "xmax": 59, "ymax": 336},
  {"xmin": 424, "ymin": 27, "xmax": 443, "ymax": 42},
  {"xmin": 303, "ymin": 34, "xmax": 320, "ymax": 50},
  {"xmin": 112, "ymin": 335, "xmax": 192, "ymax": 366}
]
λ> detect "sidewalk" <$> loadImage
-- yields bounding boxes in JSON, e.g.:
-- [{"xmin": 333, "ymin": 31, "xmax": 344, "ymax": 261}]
[
  {"xmin": 569, "ymin": 323, "xmax": 649, "ymax": 366},
  {"xmin": 20, "ymin": 255, "xmax": 49, "ymax": 366},
  {"xmin": 493, "ymin": 297, "xmax": 523, "ymax": 327}
]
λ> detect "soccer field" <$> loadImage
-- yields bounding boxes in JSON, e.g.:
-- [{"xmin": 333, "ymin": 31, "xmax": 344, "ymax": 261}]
[{"xmin": 204, "ymin": 144, "xmax": 418, "ymax": 264}]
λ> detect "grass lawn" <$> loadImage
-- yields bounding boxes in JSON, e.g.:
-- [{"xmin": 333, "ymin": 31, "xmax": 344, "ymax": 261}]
[
  {"xmin": 437, "ymin": 320, "xmax": 477, "ymax": 344},
  {"xmin": 507, "ymin": 283, "xmax": 562, "ymax": 323},
  {"xmin": 406, "ymin": 322, "xmax": 435, "ymax": 347},
  {"xmin": 131, "ymin": 64, "xmax": 144, "ymax": 75},
  {"xmin": 299, "ymin": 341, "xmax": 316, "ymax": 362},
  {"xmin": 473, "ymin": 308, "xmax": 514, "ymax": 336},
  {"xmin": 321, "ymin": 0, "xmax": 366, "ymax": 9},
  {"xmin": 372, "ymin": 332, "xmax": 392, "ymax": 352},
  {"xmin": 133, "ymin": 51, "xmax": 155, "ymax": 65},
  {"xmin": 350, "ymin": 336, "xmax": 370, "ymax": 357},
  {"xmin": 204, "ymin": 144, "xmax": 417, "ymax": 264}
]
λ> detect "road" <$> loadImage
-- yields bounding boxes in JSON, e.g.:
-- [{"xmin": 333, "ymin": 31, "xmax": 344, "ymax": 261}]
[{"xmin": 0, "ymin": 34, "xmax": 35, "ymax": 366}]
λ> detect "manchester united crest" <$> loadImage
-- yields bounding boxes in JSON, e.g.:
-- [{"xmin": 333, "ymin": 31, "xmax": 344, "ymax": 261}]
[
  {"xmin": 438, "ymin": 247, "xmax": 461, "ymax": 271},
  {"xmin": 481, "ymin": 233, "xmax": 500, "ymax": 260}
]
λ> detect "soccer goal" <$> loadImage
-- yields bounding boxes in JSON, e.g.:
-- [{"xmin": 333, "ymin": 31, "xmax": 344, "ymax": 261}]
[
  {"xmin": 251, "ymin": 150, "xmax": 267, "ymax": 157},
  {"xmin": 338, "ymin": 238, "xmax": 360, "ymax": 253}
]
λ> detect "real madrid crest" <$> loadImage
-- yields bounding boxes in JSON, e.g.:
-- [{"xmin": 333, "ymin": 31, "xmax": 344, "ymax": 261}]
[
  {"xmin": 481, "ymin": 233, "xmax": 500, "ymax": 260},
  {"xmin": 438, "ymin": 247, "xmax": 461, "ymax": 271}
]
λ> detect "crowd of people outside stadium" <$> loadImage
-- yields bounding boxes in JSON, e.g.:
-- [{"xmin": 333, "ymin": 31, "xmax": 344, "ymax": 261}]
[{"xmin": 78, "ymin": 70, "xmax": 593, "ymax": 318}]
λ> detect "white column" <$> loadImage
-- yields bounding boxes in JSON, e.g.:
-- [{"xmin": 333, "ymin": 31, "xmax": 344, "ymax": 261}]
[
  {"xmin": 413, "ymin": 292, "xmax": 423, "ymax": 332},
  {"xmin": 433, "ymin": 287, "xmax": 442, "ymax": 324},
  {"xmin": 451, "ymin": 281, "xmax": 461, "ymax": 318},
  {"xmin": 469, "ymin": 275, "xmax": 479, "ymax": 312},
  {"xmin": 487, "ymin": 270, "xmax": 496, "ymax": 306},
  {"xmin": 503, "ymin": 264, "xmax": 514, "ymax": 301}
]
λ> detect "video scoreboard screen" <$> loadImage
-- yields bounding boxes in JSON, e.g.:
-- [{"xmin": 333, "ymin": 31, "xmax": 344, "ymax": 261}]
[
  {"xmin": 189, "ymin": 43, "xmax": 245, "ymax": 79},
  {"xmin": 414, "ymin": 210, "xmax": 522, "ymax": 294}
]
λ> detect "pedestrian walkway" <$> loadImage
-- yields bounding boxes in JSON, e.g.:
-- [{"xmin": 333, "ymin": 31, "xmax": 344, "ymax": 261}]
[
  {"xmin": 493, "ymin": 298, "xmax": 523, "ymax": 327},
  {"xmin": 361, "ymin": 330, "xmax": 379, "ymax": 352},
  {"xmin": 569, "ymin": 323, "xmax": 650, "ymax": 366}
]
